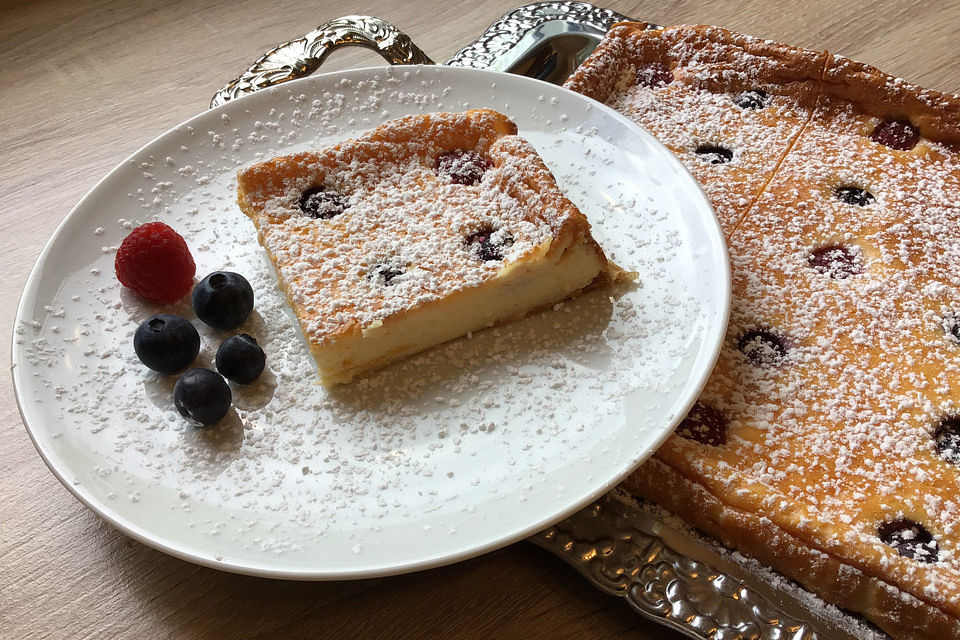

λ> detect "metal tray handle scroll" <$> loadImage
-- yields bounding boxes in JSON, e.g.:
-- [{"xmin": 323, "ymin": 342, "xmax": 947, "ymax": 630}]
[
  {"xmin": 210, "ymin": 15, "xmax": 434, "ymax": 108},
  {"xmin": 211, "ymin": 1, "xmax": 632, "ymax": 108},
  {"xmin": 208, "ymin": 4, "xmax": 874, "ymax": 639}
]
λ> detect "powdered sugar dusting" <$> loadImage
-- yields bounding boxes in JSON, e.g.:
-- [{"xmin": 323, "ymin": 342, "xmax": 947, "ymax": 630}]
[{"xmin": 238, "ymin": 112, "xmax": 573, "ymax": 345}]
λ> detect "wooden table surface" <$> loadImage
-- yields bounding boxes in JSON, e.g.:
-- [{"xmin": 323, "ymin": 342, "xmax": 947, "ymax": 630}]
[{"xmin": 3, "ymin": 1, "xmax": 959, "ymax": 637}]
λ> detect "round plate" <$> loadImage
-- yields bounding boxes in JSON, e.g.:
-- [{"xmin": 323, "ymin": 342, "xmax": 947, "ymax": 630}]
[{"xmin": 12, "ymin": 65, "xmax": 729, "ymax": 579}]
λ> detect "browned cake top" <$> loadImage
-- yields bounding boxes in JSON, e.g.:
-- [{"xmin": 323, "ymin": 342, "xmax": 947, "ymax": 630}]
[
  {"xmin": 236, "ymin": 109, "xmax": 592, "ymax": 345},
  {"xmin": 566, "ymin": 22, "xmax": 960, "ymax": 632},
  {"xmin": 566, "ymin": 23, "xmax": 827, "ymax": 233}
]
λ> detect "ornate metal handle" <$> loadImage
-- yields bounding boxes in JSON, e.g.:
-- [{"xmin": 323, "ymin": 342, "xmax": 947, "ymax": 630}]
[
  {"xmin": 210, "ymin": 15, "xmax": 433, "ymax": 108},
  {"xmin": 445, "ymin": 1, "xmax": 631, "ymax": 69},
  {"xmin": 209, "ymin": 3, "xmax": 638, "ymax": 108}
]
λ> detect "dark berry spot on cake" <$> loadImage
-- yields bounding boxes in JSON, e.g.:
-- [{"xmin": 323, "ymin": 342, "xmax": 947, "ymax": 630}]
[
  {"xmin": 733, "ymin": 89, "xmax": 770, "ymax": 110},
  {"xmin": 369, "ymin": 264, "xmax": 404, "ymax": 286},
  {"xmin": 465, "ymin": 226, "xmax": 514, "ymax": 262},
  {"xmin": 436, "ymin": 150, "xmax": 493, "ymax": 185},
  {"xmin": 808, "ymin": 245, "xmax": 863, "ymax": 279},
  {"xmin": 943, "ymin": 313, "xmax": 960, "ymax": 344},
  {"xmin": 934, "ymin": 417, "xmax": 960, "ymax": 464},
  {"xmin": 299, "ymin": 187, "xmax": 349, "ymax": 219},
  {"xmin": 877, "ymin": 519, "xmax": 939, "ymax": 563},
  {"xmin": 636, "ymin": 62, "xmax": 674, "ymax": 88},
  {"xmin": 870, "ymin": 119, "xmax": 920, "ymax": 151},
  {"xmin": 678, "ymin": 403, "xmax": 728, "ymax": 446},
  {"xmin": 834, "ymin": 186, "xmax": 876, "ymax": 207},
  {"xmin": 737, "ymin": 329, "xmax": 787, "ymax": 365},
  {"xmin": 695, "ymin": 144, "xmax": 734, "ymax": 165}
]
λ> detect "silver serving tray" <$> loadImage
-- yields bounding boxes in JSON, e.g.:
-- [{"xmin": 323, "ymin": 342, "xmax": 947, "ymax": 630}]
[{"xmin": 210, "ymin": 4, "xmax": 890, "ymax": 638}]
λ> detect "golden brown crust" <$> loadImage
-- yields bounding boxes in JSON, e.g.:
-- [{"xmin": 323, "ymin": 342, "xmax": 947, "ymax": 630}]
[
  {"xmin": 566, "ymin": 23, "xmax": 826, "ymax": 105},
  {"xmin": 486, "ymin": 135, "xmax": 605, "ymax": 266},
  {"xmin": 625, "ymin": 459, "xmax": 960, "ymax": 640},
  {"xmin": 571, "ymin": 24, "xmax": 960, "ymax": 147},
  {"xmin": 823, "ymin": 54, "xmax": 960, "ymax": 144}
]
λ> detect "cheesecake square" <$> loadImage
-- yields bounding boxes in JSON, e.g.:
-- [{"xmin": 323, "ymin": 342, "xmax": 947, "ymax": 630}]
[{"xmin": 237, "ymin": 109, "xmax": 627, "ymax": 385}]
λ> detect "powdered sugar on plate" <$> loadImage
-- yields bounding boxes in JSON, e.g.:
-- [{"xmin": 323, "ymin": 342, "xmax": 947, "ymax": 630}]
[{"xmin": 13, "ymin": 66, "xmax": 728, "ymax": 577}]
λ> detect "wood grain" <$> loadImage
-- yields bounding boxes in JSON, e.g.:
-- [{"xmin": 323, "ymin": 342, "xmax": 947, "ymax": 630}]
[{"xmin": 2, "ymin": 1, "xmax": 958, "ymax": 638}]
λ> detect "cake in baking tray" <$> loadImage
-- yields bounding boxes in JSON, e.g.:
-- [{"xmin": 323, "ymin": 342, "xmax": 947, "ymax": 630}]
[
  {"xmin": 237, "ymin": 109, "xmax": 628, "ymax": 385},
  {"xmin": 567, "ymin": 22, "xmax": 960, "ymax": 640}
]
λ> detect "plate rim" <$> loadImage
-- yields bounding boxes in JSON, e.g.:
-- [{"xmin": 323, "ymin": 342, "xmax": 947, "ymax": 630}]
[{"xmin": 11, "ymin": 63, "xmax": 731, "ymax": 580}]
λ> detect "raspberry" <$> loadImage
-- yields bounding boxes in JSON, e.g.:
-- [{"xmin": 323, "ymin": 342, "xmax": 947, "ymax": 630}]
[
  {"xmin": 436, "ymin": 150, "xmax": 493, "ymax": 185},
  {"xmin": 808, "ymin": 244, "xmax": 862, "ymax": 279},
  {"xmin": 636, "ymin": 62, "xmax": 674, "ymax": 88},
  {"xmin": 115, "ymin": 222, "xmax": 196, "ymax": 303},
  {"xmin": 871, "ymin": 119, "xmax": 920, "ymax": 150}
]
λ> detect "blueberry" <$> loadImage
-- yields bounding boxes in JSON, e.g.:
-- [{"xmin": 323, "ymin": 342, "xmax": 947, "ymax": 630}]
[
  {"xmin": 299, "ymin": 187, "xmax": 349, "ymax": 219},
  {"xmin": 934, "ymin": 417, "xmax": 960, "ymax": 464},
  {"xmin": 835, "ymin": 186, "xmax": 876, "ymax": 206},
  {"xmin": 369, "ymin": 263, "xmax": 404, "ymax": 285},
  {"xmin": 216, "ymin": 334, "xmax": 266, "ymax": 384},
  {"xmin": 737, "ymin": 329, "xmax": 787, "ymax": 365},
  {"xmin": 733, "ymin": 89, "xmax": 770, "ymax": 110},
  {"xmin": 948, "ymin": 314, "xmax": 960, "ymax": 342},
  {"xmin": 192, "ymin": 271, "xmax": 254, "ymax": 330},
  {"xmin": 465, "ymin": 226, "xmax": 514, "ymax": 262},
  {"xmin": 695, "ymin": 144, "xmax": 734, "ymax": 164},
  {"xmin": 677, "ymin": 403, "xmax": 728, "ymax": 446},
  {"xmin": 436, "ymin": 150, "xmax": 493, "ymax": 185},
  {"xmin": 173, "ymin": 368, "xmax": 231, "ymax": 427},
  {"xmin": 133, "ymin": 314, "xmax": 200, "ymax": 374},
  {"xmin": 877, "ymin": 518, "xmax": 939, "ymax": 563}
]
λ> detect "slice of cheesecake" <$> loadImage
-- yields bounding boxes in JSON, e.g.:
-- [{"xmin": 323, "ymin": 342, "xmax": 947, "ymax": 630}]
[{"xmin": 236, "ymin": 109, "xmax": 629, "ymax": 385}]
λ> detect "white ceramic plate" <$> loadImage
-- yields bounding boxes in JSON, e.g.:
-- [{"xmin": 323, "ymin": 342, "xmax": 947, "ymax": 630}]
[{"xmin": 13, "ymin": 65, "xmax": 729, "ymax": 579}]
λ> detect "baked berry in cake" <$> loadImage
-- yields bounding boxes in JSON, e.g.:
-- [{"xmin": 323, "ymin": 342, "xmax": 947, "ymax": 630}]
[
  {"xmin": 676, "ymin": 403, "xmax": 728, "ymax": 446},
  {"xmin": 568, "ymin": 23, "xmax": 960, "ymax": 640},
  {"xmin": 236, "ymin": 109, "xmax": 629, "ymax": 385}
]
